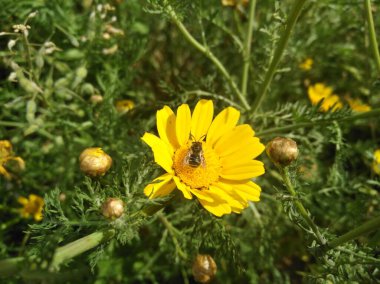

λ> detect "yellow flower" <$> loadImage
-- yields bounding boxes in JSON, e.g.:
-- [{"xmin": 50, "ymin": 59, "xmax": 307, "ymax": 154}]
[
  {"xmin": 0, "ymin": 140, "xmax": 25, "ymax": 180},
  {"xmin": 308, "ymin": 83, "xmax": 343, "ymax": 112},
  {"xmin": 221, "ymin": 0, "xmax": 248, "ymax": 7},
  {"xmin": 345, "ymin": 97, "xmax": 371, "ymax": 112},
  {"xmin": 18, "ymin": 194, "xmax": 44, "ymax": 221},
  {"xmin": 373, "ymin": 149, "xmax": 380, "ymax": 175},
  {"xmin": 299, "ymin": 58, "xmax": 313, "ymax": 71},
  {"xmin": 115, "ymin": 99, "xmax": 134, "ymax": 113},
  {"xmin": 141, "ymin": 100, "xmax": 265, "ymax": 217}
]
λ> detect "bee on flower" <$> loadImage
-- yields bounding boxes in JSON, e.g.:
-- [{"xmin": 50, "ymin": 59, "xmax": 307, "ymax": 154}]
[
  {"xmin": 18, "ymin": 194, "xmax": 44, "ymax": 222},
  {"xmin": 142, "ymin": 100, "xmax": 265, "ymax": 217},
  {"xmin": 308, "ymin": 83, "xmax": 343, "ymax": 112},
  {"xmin": 299, "ymin": 58, "xmax": 313, "ymax": 71},
  {"xmin": 0, "ymin": 140, "xmax": 25, "ymax": 180}
]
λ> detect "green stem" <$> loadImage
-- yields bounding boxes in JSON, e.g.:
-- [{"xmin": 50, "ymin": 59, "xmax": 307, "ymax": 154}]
[
  {"xmin": 251, "ymin": 0, "xmax": 306, "ymax": 113},
  {"xmin": 241, "ymin": 0, "xmax": 257, "ymax": 98},
  {"xmin": 337, "ymin": 247, "xmax": 380, "ymax": 263},
  {"xmin": 158, "ymin": 213, "xmax": 187, "ymax": 260},
  {"xmin": 0, "ymin": 257, "xmax": 24, "ymax": 277},
  {"xmin": 164, "ymin": 2, "xmax": 250, "ymax": 111},
  {"xmin": 49, "ymin": 229, "xmax": 116, "ymax": 271},
  {"xmin": 364, "ymin": 0, "xmax": 380, "ymax": 74},
  {"xmin": 281, "ymin": 167, "xmax": 326, "ymax": 245},
  {"xmin": 181, "ymin": 89, "xmax": 243, "ymax": 110},
  {"xmin": 256, "ymin": 108, "xmax": 380, "ymax": 137},
  {"xmin": 326, "ymin": 215, "xmax": 380, "ymax": 250},
  {"xmin": 21, "ymin": 32, "xmax": 34, "ymax": 80},
  {"xmin": 0, "ymin": 121, "xmax": 26, "ymax": 127}
]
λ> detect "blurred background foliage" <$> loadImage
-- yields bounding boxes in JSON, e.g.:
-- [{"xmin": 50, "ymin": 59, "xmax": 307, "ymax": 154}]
[{"xmin": 0, "ymin": 0, "xmax": 379, "ymax": 283}]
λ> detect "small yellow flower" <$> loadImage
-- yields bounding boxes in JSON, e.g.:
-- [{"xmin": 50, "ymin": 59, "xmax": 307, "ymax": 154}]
[
  {"xmin": 373, "ymin": 149, "xmax": 380, "ymax": 175},
  {"xmin": 18, "ymin": 194, "xmax": 44, "ymax": 221},
  {"xmin": 299, "ymin": 58, "xmax": 313, "ymax": 71},
  {"xmin": 345, "ymin": 97, "xmax": 371, "ymax": 112},
  {"xmin": 142, "ymin": 100, "xmax": 265, "ymax": 217},
  {"xmin": 308, "ymin": 83, "xmax": 343, "ymax": 112},
  {"xmin": 221, "ymin": 0, "xmax": 248, "ymax": 7},
  {"xmin": 115, "ymin": 99, "xmax": 134, "ymax": 113},
  {"xmin": 0, "ymin": 140, "xmax": 25, "ymax": 180}
]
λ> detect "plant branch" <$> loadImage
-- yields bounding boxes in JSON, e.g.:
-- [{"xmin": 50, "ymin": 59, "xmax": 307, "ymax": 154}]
[
  {"xmin": 280, "ymin": 167, "xmax": 326, "ymax": 245},
  {"xmin": 256, "ymin": 108, "xmax": 380, "ymax": 137},
  {"xmin": 326, "ymin": 215, "xmax": 380, "ymax": 250},
  {"xmin": 163, "ymin": 1, "xmax": 251, "ymax": 110},
  {"xmin": 251, "ymin": 0, "xmax": 306, "ymax": 113},
  {"xmin": 241, "ymin": 0, "xmax": 257, "ymax": 98},
  {"xmin": 364, "ymin": 0, "xmax": 380, "ymax": 74}
]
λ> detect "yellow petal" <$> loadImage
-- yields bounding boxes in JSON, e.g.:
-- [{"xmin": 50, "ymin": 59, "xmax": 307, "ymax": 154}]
[
  {"xmin": 209, "ymin": 183, "xmax": 246, "ymax": 210},
  {"xmin": 206, "ymin": 107, "xmax": 240, "ymax": 146},
  {"xmin": 141, "ymin": 133, "xmax": 174, "ymax": 173},
  {"xmin": 213, "ymin": 124, "xmax": 254, "ymax": 156},
  {"xmin": 157, "ymin": 106, "xmax": 180, "ymax": 150},
  {"xmin": 223, "ymin": 180, "xmax": 261, "ymax": 202},
  {"xmin": 190, "ymin": 100, "xmax": 213, "ymax": 141},
  {"xmin": 144, "ymin": 173, "xmax": 176, "ymax": 198},
  {"xmin": 173, "ymin": 176, "xmax": 193, "ymax": 199},
  {"xmin": 17, "ymin": 196, "xmax": 29, "ymax": 205},
  {"xmin": 176, "ymin": 104, "xmax": 191, "ymax": 146},
  {"xmin": 219, "ymin": 137, "xmax": 265, "ymax": 165},
  {"xmin": 197, "ymin": 192, "xmax": 231, "ymax": 217},
  {"xmin": 34, "ymin": 212, "xmax": 43, "ymax": 221},
  {"xmin": 190, "ymin": 188, "xmax": 214, "ymax": 202},
  {"xmin": 221, "ymin": 160, "xmax": 265, "ymax": 180},
  {"xmin": 0, "ymin": 166, "xmax": 11, "ymax": 180}
]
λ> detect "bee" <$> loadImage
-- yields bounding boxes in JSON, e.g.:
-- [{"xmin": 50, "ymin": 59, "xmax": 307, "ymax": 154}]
[{"xmin": 184, "ymin": 135, "xmax": 206, "ymax": 168}]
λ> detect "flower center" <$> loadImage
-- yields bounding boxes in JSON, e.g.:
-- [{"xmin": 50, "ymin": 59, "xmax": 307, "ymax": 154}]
[{"xmin": 173, "ymin": 141, "xmax": 221, "ymax": 189}]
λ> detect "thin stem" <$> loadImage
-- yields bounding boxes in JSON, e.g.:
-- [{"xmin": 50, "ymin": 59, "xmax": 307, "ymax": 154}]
[
  {"xmin": 164, "ymin": 2, "xmax": 251, "ymax": 111},
  {"xmin": 326, "ymin": 215, "xmax": 380, "ymax": 250},
  {"xmin": 256, "ymin": 108, "xmax": 380, "ymax": 137},
  {"xmin": 281, "ymin": 167, "xmax": 326, "ymax": 245},
  {"xmin": 181, "ymin": 89, "xmax": 243, "ymax": 110},
  {"xmin": 21, "ymin": 32, "xmax": 34, "ymax": 80},
  {"xmin": 241, "ymin": 0, "xmax": 257, "ymax": 98},
  {"xmin": 50, "ymin": 229, "xmax": 116, "ymax": 271},
  {"xmin": 251, "ymin": 0, "xmax": 306, "ymax": 113},
  {"xmin": 364, "ymin": 0, "xmax": 380, "ymax": 74},
  {"xmin": 337, "ymin": 247, "xmax": 380, "ymax": 263},
  {"xmin": 158, "ymin": 213, "xmax": 187, "ymax": 260}
]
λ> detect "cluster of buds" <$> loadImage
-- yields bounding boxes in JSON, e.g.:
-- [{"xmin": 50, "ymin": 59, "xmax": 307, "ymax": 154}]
[
  {"xmin": 192, "ymin": 254, "xmax": 217, "ymax": 283},
  {"xmin": 266, "ymin": 137, "xmax": 299, "ymax": 167},
  {"xmin": 12, "ymin": 24, "xmax": 31, "ymax": 34}
]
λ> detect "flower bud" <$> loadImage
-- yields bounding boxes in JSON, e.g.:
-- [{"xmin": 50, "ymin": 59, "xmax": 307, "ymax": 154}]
[
  {"xmin": 102, "ymin": 198, "xmax": 124, "ymax": 219},
  {"xmin": 192, "ymin": 254, "xmax": 217, "ymax": 283},
  {"xmin": 266, "ymin": 137, "xmax": 298, "ymax": 167},
  {"xmin": 90, "ymin": 95, "xmax": 103, "ymax": 104},
  {"xmin": 79, "ymin": 147, "xmax": 112, "ymax": 177}
]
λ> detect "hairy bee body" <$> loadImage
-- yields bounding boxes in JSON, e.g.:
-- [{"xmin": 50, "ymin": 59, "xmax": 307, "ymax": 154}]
[{"xmin": 185, "ymin": 141, "xmax": 205, "ymax": 168}]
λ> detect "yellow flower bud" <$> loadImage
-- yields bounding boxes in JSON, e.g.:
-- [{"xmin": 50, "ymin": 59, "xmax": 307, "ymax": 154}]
[
  {"xmin": 266, "ymin": 137, "xmax": 298, "ymax": 167},
  {"xmin": 192, "ymin": 254, "xmax": 217, "ymax": 283},
  {"xmin": 101, "ymin": 198, "xmax": 124, "ymax": 219},
  {"xmin": 79, "ymin": 147, "xmax": 112, "ymax": 177},
  {"xmin": 90, "ymin": 95, "xmax": 103, "ymax": 104}
]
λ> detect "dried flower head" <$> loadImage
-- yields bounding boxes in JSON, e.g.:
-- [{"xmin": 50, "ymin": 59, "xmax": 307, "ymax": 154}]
[
  {"xmin": 18, "ymin": 194, "xmax": 44, "ymax": 221},
  {"xmin": 0, "ymin": 140, "xmax": 25, "ymax": 180},
  {"xmin": 79, "ymin": 147, "xmax": 112, "ymax": 177},
  {"xmin": 221, "ymin": 0, "xmax": 248, "ymax": 7},
  {"xmin": 266, "ymin": 137, "xmax": 298, "ymax": 167},
  {"xmin": 192, "ymin": 254, "xmax": 217, "ymax": 283},
  {"xmin": 142, "ymin": 100, "xmax": 265, "ymax": 217},
  {"xmin": 102, "ymin": 198, "xmax": 124, "ymax": 219}
]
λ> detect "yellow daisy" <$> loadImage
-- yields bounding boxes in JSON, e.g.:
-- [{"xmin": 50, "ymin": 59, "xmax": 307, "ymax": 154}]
[
  {"xmin": 299, "ymin": 58, "xmax": 313, "ymax": 71},
  {"xmin": 141, "ymin": 100, "xmax": 265, "ymax": 217},
  {"xmin": 345, "ymin": 97, "xmax": 371, "ymax": 112},
  {"xmin": 308, "ymin": 83, "xmax": 343, "ymax": 112},
  {"xmin": 18, "ymin": 194, "xmax": 44, "ymax": 221},
  {"xmin": 373, "ymin": 149, "xmax": 380, "ymax": 175},
  {"xmin": 0, "ymin": 140, "xmax": 25, "ymax": 180}
]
